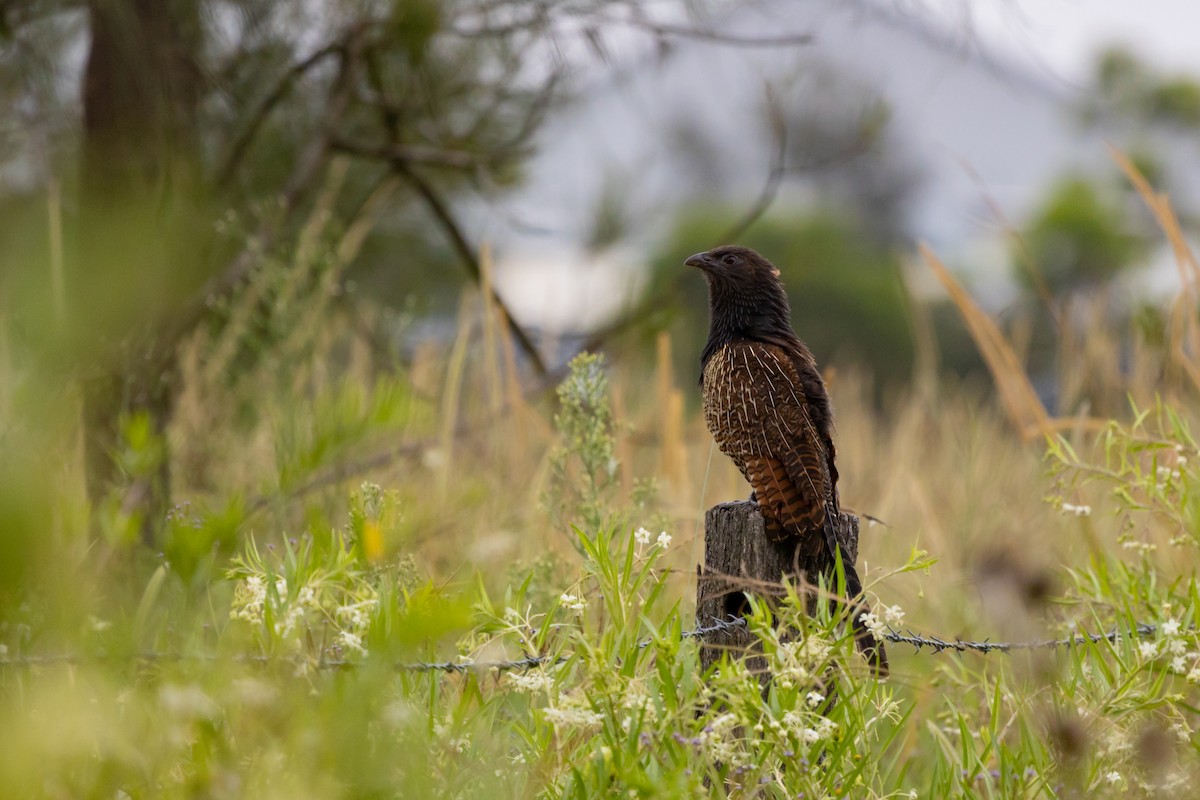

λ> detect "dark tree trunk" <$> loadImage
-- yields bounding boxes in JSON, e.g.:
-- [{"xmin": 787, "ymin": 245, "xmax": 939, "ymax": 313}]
[
  {"xmin": 76, "ymin": 0, "xmax": 206, "ymax": 539},
  {"xmin": 696, "ymin": 500, "xmax": 860, "ymax": 680}
]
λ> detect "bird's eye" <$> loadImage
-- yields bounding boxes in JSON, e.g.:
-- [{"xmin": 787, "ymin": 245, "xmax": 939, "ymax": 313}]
[{"xmin": 722, "ymin": 254, "xmax": 738, "ymax": 266}]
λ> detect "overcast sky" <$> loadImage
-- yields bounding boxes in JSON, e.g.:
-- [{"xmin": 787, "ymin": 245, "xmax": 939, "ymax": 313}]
[{"xmin": 922, "ymin": 0, "xmax": 1200, "ymax": 84}]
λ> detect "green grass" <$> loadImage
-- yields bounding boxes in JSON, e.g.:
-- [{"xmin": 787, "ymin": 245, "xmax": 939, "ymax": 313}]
[{"xmin": 3, "ymin": 340, "xmax": 1200, "ymax": 798}]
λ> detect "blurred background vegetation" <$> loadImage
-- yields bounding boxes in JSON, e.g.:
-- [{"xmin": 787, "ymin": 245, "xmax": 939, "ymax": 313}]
[{"xmin": 2, "ymin": 1, "xmax": 1200, "ymax": 797}]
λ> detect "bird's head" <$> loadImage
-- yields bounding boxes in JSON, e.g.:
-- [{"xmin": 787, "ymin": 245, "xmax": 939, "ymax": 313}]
[
  {"xmin": 685, "ymin": 245, "xmax": 783, "ymax": 288},
  {"xmin": 686, "ymin": 245, "xmax": 794, "ymax": 353}
]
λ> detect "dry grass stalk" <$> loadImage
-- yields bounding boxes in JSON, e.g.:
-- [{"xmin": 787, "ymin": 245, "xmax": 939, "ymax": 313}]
[
  {"xmin": 438, "ymin": 291, "xmax": 474, "ymax": 496},
  {"xmin": 1109, "ymin": 146, "xmax": 1200, "ymax": 396},
  {"xmin": 919, "ymin": 243, "xmax": 1052, "ymax": 440},
  {"xmin": 656, "ymin": 332, "xmax": 687, "ymax": 493},
  {"xmin": 479, "ymin": 242, "xmax": 504, "ymax": 415}
]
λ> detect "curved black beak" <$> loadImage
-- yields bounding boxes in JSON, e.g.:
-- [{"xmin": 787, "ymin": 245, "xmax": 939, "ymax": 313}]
[{"xmin": 685, "ymin": 251, "xmax": 713, "ymax": 270}]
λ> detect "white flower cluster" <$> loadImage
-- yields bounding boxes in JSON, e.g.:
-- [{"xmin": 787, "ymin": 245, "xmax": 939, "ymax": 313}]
[
  {"xmin": 883, "ymin": 604, "xmax": 905, "ymax": 627},
  {"xmin": 230, "ymin": 575, "xmax": 269, "ymax": 624},
  {"xmin": 775, "ymin": 635, "xmax": 832, "ymax": 688},
  {"xmin": 542, "ymin": 692, "xmax": 604, "ymax": 730},
  {"xmin": 230, "ymin": 575, "xmax": 305, "ymax": 632},
  {"xmin": 276, "ymin": 584, "xmax": 322, "ymax": 638},
  {"xmin": 858, "ymin": 611, "xmax": 887, "ymax": 642},
  {"xmin": 229, "ymin": 570, "xmax": 379, "ymax": 658},
  {"xmin": 559, "ymin": 593, "xmax": 587, "ymax": 615},
  {"xmin": 336, "ymin": 599, "xmax": 378, "ymax": 633},
  {"xmin": 634, "ymin": 527, "xmax": 672, "ymax": 549},
  {"xmin": 507, "ymin": 671, "xmax": 554, "ymax": 694},
  {"xmin": 339, "ymin": 631, "xmax": 366, "ymax": 655},
  {"xmin": 779, "ymin": 709, "xmax": 836, "ymax": 746},
  {"xmin": 1149, "ymin": 616, "xmax": 1200, "ymax": 678},
  {"xmin": 619, "ymin": 688, "xmax": 657, "ymax": 732},
  {"xmin": 1061, "ymin": 502, "xmax": 1092, "ymax": 517},
  {"xmin": 698, "ymin": 712, "xmax": 743, "ymax": 766},
  {"xmin": 542, "ymin": 706, "xmax": 604, "ymax": 728}
]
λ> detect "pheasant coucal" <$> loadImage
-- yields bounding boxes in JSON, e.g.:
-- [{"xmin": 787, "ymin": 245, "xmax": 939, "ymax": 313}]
[{"xmin": 687, "ymin": 244, "xmax": 888, "ymax": 675}]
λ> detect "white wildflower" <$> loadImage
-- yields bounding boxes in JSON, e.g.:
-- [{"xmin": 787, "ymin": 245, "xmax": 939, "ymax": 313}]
[
  {"xmin": 815, "ymin": 717, "xmax": 837, "ymax": 739},
  {"xmin": 859, "ymin": 611, "xmax": 886, "ymax": 641},
  {"xmin": 1157, "ymin": 466, "xmax": 1182, "ymax": 482},
  {"xmin": 339, "ymin": 630, "xmax": 367, "ymax": 655},
  {"xmin": 1171, "ymin": 721, "xmax": 1192, "ymax": 743},
  {"xmin": 1161, "ymin": 618, "xmax": 1181, "ymax": 637},
  {"xmin": 1188, "ymin": 667, "xmax": 1200, "ymax": 684},
  {"xmin": 656, "ymin": 531, "xmax": 672, "ymax": 549},
  {"xmin": 698, "ymin": 712, "xmax": 740, "ymax": 763},
  {"xmin": 1172, "ymin": 656, "xmax": 1188, "ymax": 673},
  {"xmin": 503, "ymin": 607, "xmax": 522, "ymax": 624},
  {"xmin": 559, "ymin": 593, "xmax": 586, "ymax": 614},
  {"xmin": 275, "ymin": 604, "xmax": 305, "ymax": 638},
  {"xmin": 449, "ymin": 736, "xmax": 470, "ymax": 753},
  {"xmin": 507, "ymin": 671, "xmax": 554, "ymax": 693},
  {"xmin": 634, "ymin": 527, "xmax": 652, "ymax": 546},
  {"xmin": 230, "ymin": 574, "xmax": 268, "ymax": 624},
  {"xmin": 274, "ymin": 577, "xmax": 288, "ymax": 597},
  {"xmin": 1106, "ymin": 771, "xmax": 1122, "ymax": 785},
  {"xmin": 799, "ymin": 727, "xmax": 821, "ymax": 744},
  {"xmin": 806, "ymin": 691, "xmax": 825, "ymax": 708},
  {"xmin": 883, "ymin": 604, "xmax": 905, "ymax": 627},
  {"xmin": 1168, "ymin": 638, "xmax": 1188, "ymax": 655},
  {"xmin": 1061, "ymin": 502, "xmax": 1092, "ymax": 517},
  {"xmin": 1138, "ymin": 641, "xmax": 1158, "ymax": 659},
  {"xmin": 336, "ymin": 599, "xmax": 378, "ymax": 632},
  {"xmin": 542, "ymin": 706, "xmax": 604, "ymax": 729}
]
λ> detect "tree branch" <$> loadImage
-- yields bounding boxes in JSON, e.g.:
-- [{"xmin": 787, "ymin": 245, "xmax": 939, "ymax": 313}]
[
  {"xmin": 361, "ymin": 49, "xmax": 549, "ymax": 376},
  {"xmin": 329, "ymin": 135, "xmax": 511, "ymax": 171},
  {"xmin": 215, "ymin": 43, "xmax": 342, "ymax": 189},
  {"xmin": 395, "ymin": 161, "xmax": 548, "ymax": 376}
]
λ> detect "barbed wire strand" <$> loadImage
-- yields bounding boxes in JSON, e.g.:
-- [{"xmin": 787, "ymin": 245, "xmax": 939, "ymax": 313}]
[{"xmin": 0, "ymin": 618, "xmax": 1161, "ymax": 673}]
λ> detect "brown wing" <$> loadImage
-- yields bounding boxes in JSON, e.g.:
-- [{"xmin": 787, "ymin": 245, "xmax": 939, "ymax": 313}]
[{"xmin": 702, "ymin": 341, "xmax": 832, "ymax": 543}]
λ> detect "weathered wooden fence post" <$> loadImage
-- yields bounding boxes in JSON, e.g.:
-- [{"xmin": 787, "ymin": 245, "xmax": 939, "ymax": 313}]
[{"xmin": 695, "ymin": 500, "xmax": 861, "ymax": 677}]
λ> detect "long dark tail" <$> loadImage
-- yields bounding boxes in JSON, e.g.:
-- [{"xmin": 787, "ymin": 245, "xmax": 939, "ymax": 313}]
[{"xmin": 824, "ymin": 518, "xmax": 890, "ymax": 676}]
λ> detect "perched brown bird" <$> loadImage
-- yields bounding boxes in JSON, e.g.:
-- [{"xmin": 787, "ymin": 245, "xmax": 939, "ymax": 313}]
[{"xmin": 687, "ymin": 244, "xmax": 888, "ymax": 674}]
